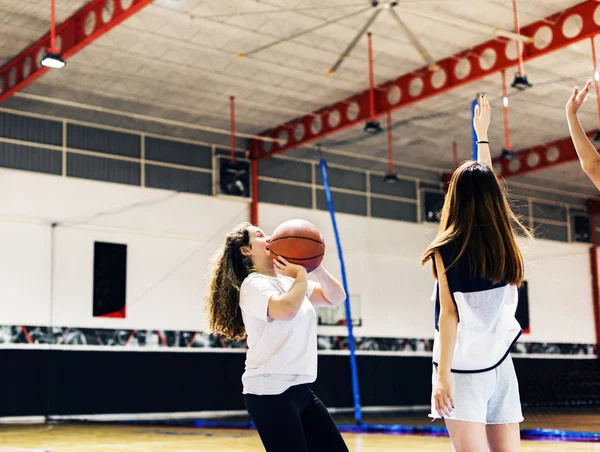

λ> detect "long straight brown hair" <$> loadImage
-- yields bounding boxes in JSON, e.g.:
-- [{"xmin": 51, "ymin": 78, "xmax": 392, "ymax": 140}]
[{"xmin": 421, "ymin": 161, "xmax": 530, "ymax": 285}]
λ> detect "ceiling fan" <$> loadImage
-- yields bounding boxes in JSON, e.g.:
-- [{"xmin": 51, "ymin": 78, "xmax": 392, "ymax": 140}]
[{"xmin": 234, "ymin": 0, "xmax": 532, "ymax": 76}]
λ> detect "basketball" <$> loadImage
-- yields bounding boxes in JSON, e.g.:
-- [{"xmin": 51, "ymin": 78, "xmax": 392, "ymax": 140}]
[{"xmin": 269, "ymin": 219, "xmax": 325, "ymax": 273}]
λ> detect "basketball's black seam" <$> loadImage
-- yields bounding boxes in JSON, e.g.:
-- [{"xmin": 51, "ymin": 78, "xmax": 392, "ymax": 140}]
[
  {"xmin": 270, "ymin": 250, "xmax": 325, "ymax": 261},
  {"xmin": 269, "ymin": 236, "xmax": 324, "ymax": 246}
]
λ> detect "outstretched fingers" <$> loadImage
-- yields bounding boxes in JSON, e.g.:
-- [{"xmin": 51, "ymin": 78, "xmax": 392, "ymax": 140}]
[
  {"xmin": 576, "ymin": 80, "xmax": 594, "ymax": 104},
  {"xmin": 569, "ymin": 86, "xmax": 580, "ymax": 104},
  {"xmin": 480, "ymin": 94, "xmax": 490, "ymax": 113}
]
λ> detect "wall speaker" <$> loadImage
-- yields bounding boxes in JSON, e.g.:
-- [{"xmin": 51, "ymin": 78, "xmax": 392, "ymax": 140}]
[
  {"xmin": 573, "ymin": 214, "xmax": 591, "ymax": 243},
  {"xmin": 218, "ymin": 158, "xmax": 250, "ymax": 198},
  {"xmin": 424, "ymin": 191, "xmax": 445, "ymax": 223}
]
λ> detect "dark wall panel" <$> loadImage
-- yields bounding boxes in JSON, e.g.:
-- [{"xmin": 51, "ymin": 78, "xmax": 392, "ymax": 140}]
[
  {"xmin": 532, "ymin": 202, "xmax": 567, "ymax": 223},
  {"xmin": 46, "ymin": 351, "xmax": 246, "ymax": 415},
  {"xmin": 145, "ymin": 165, "xmax": 212, "ymax": 195},
  {"xmin": 371, "ymin": 198, "xmax": 418, "ymax": 223},
  {"xmin": 67, "ymin": 153, "xmax": 141, "ymax": 186},
  {"xmin": 259, "ymin": 158, "xmax": 312, "ymax": 184},
  {"xmin": 316, "ymin": 166, "xmax": 366, "ymax": 192},
  {"xmin": 316, "ymin": 189, "xmax": 367, "ymax": 216},
  {"xmin": 370, "ymin": 175, "xmax": 416, "ymax": 199},
  {"xmin": 533, "ymin": 221, "xmax": 568, "ymax": 242},
  {"xmin": 67, "ymin": 124, "xmax": 140, "ymax": 158},
  {"xmin": 0, "ymin": 142, "xmax": 62, "ymax": 175},
  {"xmin": 0, "ymin": 112, "xmax": 62, "ymax": 146},
  {"xmin": 145, "ymin": 137, "xmax": 211, "ymax": 169},
  {"xmin": 259, "ymin": 180, "xmax": 312, "ymax": 208},
  {"xmin": 0, "ymin": 350, "xmax": 48, "ymax": 416},
  {"xmin": 1, "ymin": 350, "xmax": 598, "ymax": 417}
]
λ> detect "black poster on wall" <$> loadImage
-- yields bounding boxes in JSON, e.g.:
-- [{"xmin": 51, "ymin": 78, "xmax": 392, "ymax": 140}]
[
  {"xmin": 516, "ymin": 280, "xmax": 530, "ymax": 334},
  {"xmin": 93, "ymin": 242, "xmax": 127, "ymax": 318}
]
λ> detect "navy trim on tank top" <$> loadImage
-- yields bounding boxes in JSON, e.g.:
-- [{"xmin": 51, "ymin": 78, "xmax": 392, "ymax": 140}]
[{"xmin": 432, "ymin": 329, "xmax": 522, "ymax": 374}]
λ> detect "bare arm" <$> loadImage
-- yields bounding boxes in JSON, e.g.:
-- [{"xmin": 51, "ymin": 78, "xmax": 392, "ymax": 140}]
[
  {"xmin": 433, "ymin": 252, "xmax": 457, "ymax": 417},
  {"xmin": 308, "ymin": 265, "xmax": 346, "ymax": 307},
  {"xmin": 566, "ymin": 80, "xmax": 600, "ymax": 189},
  {"xmin": 267, "ymin": 258, "xmax": 308, "ymax": 321},
  {"xmin": 473, "ymin": 93, "xmax": 493, "ymax": 169}
]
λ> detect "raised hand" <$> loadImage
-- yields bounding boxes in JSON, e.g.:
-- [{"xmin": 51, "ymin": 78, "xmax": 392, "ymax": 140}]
[
  {"xmin": 473, "ymin": 93, "xmax": 491, "ymax": 139},
  {"xmin": 566, "ymin": 80, "xmax": 594, "ymax": 115}
]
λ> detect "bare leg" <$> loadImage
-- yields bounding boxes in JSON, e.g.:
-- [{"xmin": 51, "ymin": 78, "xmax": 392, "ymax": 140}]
[
  {"xmin": 445, "ymin": 419, "xmax": 488, "ymax": 452},
  {"xmin": 486, "ymin": 423, "xmax": 521, "ymax": 452}
]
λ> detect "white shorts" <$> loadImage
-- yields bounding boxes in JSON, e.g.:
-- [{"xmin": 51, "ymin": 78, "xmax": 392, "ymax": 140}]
[{"xmin": 429, "ymin": 355, "xmax": 524, "ymax": 425}]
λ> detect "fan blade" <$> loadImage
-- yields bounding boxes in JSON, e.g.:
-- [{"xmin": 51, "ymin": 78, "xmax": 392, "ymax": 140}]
[
  {"xmin": 395, "ymin": 6, "xmax": 533, "ymax": 43},
  {"xmin": 327, "ymin": 8, "xmax": 383, "ymax": 76},
  {"xmin": 388, "ymin": 8, "xmax": 438, "ymax": 71},
  {"xmin": 191, "ymin": 3, "xmax": 369, "ymax": 19},
  {"xmin": 237, "ymin": 6, "xmax": 372, "ymax": 58}
]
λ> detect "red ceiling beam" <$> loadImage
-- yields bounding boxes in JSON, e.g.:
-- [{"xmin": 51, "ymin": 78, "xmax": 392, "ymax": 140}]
[
  {"xmin": 0, "ymin": 0, "xmax": 154, "ymax": 104},
  {"xmin": 441, "ymin": 129, "xmax": 597, "ymax": 184},
  {"xmin": 494, "ymin": 129, "xmax": 597, "ymax": 179},
  {"xmin": 250, "ymin": 0, "xmax": 600, "ymax": 161}
]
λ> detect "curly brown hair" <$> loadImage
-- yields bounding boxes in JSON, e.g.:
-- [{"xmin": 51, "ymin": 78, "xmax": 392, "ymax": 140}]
[{"xmin": 205, "ymin": 222, "xmax": 254, "ymax": 340}]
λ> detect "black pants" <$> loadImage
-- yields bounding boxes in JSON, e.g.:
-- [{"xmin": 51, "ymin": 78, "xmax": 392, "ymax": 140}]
[{"xmin": 244, "ymin": 383, "xmax": 349, "ymax": 452}]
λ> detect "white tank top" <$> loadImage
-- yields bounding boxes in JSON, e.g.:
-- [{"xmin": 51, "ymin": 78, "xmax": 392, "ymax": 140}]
[{"xmin": 431, "ymin": 242, "xmax": 522, "ymax": 373}]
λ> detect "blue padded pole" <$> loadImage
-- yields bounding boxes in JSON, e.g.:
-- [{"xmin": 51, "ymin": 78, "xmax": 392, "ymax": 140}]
[
  {"xmin": 319, "ymin": 158, "xmax": 363, "ymax": 426},
  {"xmin": 471, "ymin": 96, "xmax": 479, "ymax": 161}
]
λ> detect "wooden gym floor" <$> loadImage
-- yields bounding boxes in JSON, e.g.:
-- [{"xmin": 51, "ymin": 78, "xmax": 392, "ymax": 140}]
[
  {"xmin": 2, "ymin": 411, "xmax": 599, "ymax": 452},
  {"xmin": 1, "ymin": 423, "xmax": 599, "ymax": 451}
]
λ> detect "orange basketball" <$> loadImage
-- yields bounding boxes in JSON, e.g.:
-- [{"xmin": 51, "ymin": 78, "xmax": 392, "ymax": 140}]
[{"xmin": 269, "ymin": 219, "xmax": 325, "ymax": 273}]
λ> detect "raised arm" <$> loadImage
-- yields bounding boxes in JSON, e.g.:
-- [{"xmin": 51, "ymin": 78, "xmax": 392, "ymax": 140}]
[
  {"xmin": 307, "ymin": 265, "xmax": 346, "ymax": 307},
  {"xmin": 473, "ymin": 93, "xmax": 492, "ymax": 169},
  {"xmin": 566, "ymin": 80, "xmax": 600, "ymax": 190}
]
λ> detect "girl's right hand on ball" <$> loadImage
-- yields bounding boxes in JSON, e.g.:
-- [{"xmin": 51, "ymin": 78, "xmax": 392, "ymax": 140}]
[{"xmin": 274, "ymin": 256, "xmax": 307, "ymax": 279}]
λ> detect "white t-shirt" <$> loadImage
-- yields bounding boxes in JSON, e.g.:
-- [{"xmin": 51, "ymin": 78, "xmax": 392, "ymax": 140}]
[{"xmin": 239, "ymin": 272, "xmax": 318, "ymax": 395}]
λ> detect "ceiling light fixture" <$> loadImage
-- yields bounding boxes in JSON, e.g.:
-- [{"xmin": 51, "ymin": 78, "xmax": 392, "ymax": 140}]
[{"xmin": 41, "ymin": 0, "xmax": 66, "ymax": 69}]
